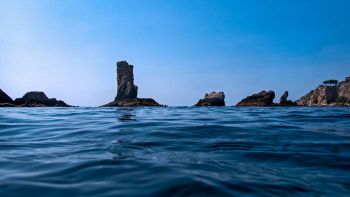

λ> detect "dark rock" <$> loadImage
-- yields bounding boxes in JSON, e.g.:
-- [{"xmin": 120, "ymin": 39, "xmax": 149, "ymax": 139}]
[
  {"xmin": 346, "ymin": 76, "xmax": 350, "ymax": 82},
  {"xmin": 279, "ymin": 91, "xmax": 298, "ymax": 106},
  {"xmin": 236, "ymin": 90, "xmax": 275, "ymax": 106},
  {"xmin": 103, "ymin": 98, "xmax": 160, "ymax": 107},
  {"xmin": 0, "ymin": 103, "xmax": 15, "ymax": 107},
  {"xmin": 195, "ymin": 91, "xmax": 225, "ymax": 106},
  {"xmin": 280, "ymin": 91, "xmax": 288, "ymax": 103},
  {"xmin": 116, "ymin": 61, "xmax": 138, "ymax": 100},
  {"xmin": 23, "ymin": 91, "xmax": 49, "ymax": 101},
  {"xmin": 13, "ymin": 91, "xmax": 71, "ymax": 107},
  {"xmin": 0, "ymin": 89, "xmax": 13, "ymax": 104},
  {"xmin": 103, "ymin": 60, "xmax": 162, "ymax": 107}
]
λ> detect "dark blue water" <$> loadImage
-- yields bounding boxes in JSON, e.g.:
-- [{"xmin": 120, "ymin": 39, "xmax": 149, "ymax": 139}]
[{"xmin": 0, "ymin": 107, "xmax": 350, "ymax": 196}]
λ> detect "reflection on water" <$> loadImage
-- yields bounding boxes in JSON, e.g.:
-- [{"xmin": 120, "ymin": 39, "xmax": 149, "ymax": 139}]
[{"xmin": 118, "ymin": 108, "xmax": 136, "ymax": 121}]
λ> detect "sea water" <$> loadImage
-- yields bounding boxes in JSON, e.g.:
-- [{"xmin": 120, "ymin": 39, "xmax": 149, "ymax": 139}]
[{"xmin": 0, "ymin": 107, "xmax": 349, "ymax": 196}]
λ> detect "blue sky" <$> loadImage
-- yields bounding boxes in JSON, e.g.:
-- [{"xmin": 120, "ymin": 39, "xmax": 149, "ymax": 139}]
[{"xmin": 1, "ymin": 0, "xmax": 350, "ymax": 106}]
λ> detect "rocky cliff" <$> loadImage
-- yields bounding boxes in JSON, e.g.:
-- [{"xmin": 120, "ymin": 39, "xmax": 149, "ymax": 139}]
[
  {"xmin": 103, "ymin": 60, "xmax": 161, "ymax": 107},
  {"xmin": 297, "ymin": 77, "xmax": 350, "ymax": 106}
]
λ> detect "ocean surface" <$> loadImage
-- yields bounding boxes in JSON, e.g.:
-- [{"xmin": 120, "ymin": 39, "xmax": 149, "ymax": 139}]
[{"xmin": 0, "ymin": 107, "xmax": 350, "ymax": 197}]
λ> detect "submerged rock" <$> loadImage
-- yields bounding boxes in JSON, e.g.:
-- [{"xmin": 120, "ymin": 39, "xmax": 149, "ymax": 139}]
[
  {"xmin": 103, "ymin": 60, "xmax": 162, "ymax": 107},
  {"xmin": 195, "ymin": 91, "xmax": 225, "ymax": 106},
  {"xmin": 13, "ymin": 91, "xmax": 71, "ymax": 107},
  {"xmin": 0, "ymin": 89, "xmax": 13, "ymax": 104},
  {"xmin": 236, "ymin": 90, "xmax": 275, "ymax": 106}
]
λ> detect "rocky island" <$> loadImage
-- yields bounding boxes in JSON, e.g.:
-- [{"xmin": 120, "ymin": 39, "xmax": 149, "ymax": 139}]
[
  {"xmin": 195, "ymin": 91, "xmax": 225, "ymax": 106},
  {"xmin": 0, "ymin": 90, "xmax": 71, "ymax": 107},
  {"xmin": 236, "ymin": 76, "xmax": 349, "ymax": 107},
  {"xmin": 102, "ymin": 61, "xmax": 161, "ymax": 107}
]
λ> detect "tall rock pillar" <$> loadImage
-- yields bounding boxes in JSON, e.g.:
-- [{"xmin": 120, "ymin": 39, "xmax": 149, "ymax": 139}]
[{"xmin": 115, "ymin": 61, "xmax": 138, "ymax": 100}]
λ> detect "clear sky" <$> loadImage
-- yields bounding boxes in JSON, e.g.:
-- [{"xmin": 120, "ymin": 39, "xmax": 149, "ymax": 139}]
[{"xmin": 1, "ymin": 0, "xmax": 350, "ymax": 106}]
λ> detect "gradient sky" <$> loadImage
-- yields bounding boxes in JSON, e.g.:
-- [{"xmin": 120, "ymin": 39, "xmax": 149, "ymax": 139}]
[{"xmin": 1, "ymin": 0, "xmax": 350, "ymax": 106}]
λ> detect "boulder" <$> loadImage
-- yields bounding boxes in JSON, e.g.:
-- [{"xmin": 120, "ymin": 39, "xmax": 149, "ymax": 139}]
[
  {"xmin": 0, "ymin": 89, "xmax": 13, "ymax": 104},
  {"xmin": 236, "ymin": 90, "xmax": 275, "ymax": 106},
  {"xmin": 195, "ymin": 91, "xmax": 225, "ymax": 106},
  {"xmin": 116, "ymin": 61, "xmax": 138, "ymax": 100}
]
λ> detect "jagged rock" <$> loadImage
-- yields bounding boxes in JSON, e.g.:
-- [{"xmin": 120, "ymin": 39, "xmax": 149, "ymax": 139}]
[
  {"xmin": 13, "ymin": 91, "xmax": 71, "ymax": 107},
  {"xmin": 279, "ymin": 91, "xmax": 298, "ymax": 106},
  {"xmin": 280, "ymin": 91, "xmax": 288, "ymax": 103},
  {"xmin": 297, "ymin": 86, "xmax": 338, "ymax": 106},
  {"xmin": 103, "ymin": 98, "xmax": 160, "ymax": 107},
  {"xmin": 103, "ymin": 61, "xmax": 162, "ymax": 107},
  {"xmin": 0, "ymin": 89, "xmax": 13, "ymax": 104},
  {"xmin": 236, "ymin": 90, "xmax": 275, "ymax": 106},
  {"xmin": 195, "ymin": 91, "xmax": 225, "ymax": 106},
  {"xmin": 116, "ymin": 61, "xmax": 138, "ymax": 100}
]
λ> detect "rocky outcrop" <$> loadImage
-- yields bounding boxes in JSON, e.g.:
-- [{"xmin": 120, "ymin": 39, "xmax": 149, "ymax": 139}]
[
  {"xmin": 297, "ymin": 76, "xmax": 350, "ymax": 106},
  {"xmin": 116, "ymin": 61, "xmax": 138, "ymax": 100},
  {"xmin": 0, "ymin": 90, "xmax": 71, "ymax": 107},
  {"xmin": 13, "ymin": 91, "xmax": 71, "ymax": 107},
  {"xmin": 103, "ymin": 61, "xmax": 161, "ymax": 107},
  {"xmin": 195, "ymin": 91, "xmax": 225, "ymax": 106},
  {"xmin": 279, "ymin": 91, "xmax": 297, "ymax": 106},
  {"xmin": 236, "ymin": 90, "xmax": 275, "ymax": 106},
  {"xmin": 103, "ymin": 98, "xmax": 160, "ymax": 107},
  {"xmin": 0, "ymin": 89, "xmax": 13, "ymax": 104},
  {"xmin": 297, "ymin": 86, "xmax": 337, "ymax": 106}
]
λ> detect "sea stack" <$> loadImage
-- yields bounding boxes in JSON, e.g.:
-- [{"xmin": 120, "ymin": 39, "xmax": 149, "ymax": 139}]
[
  {"xmin": 103, "ymin": 61, "xmax": 161, "ymax": 107},
  {"xmin": 236, "ymin": 90, "xmax": 275, "ymax": 106},
  {"xmin": 116, "ymin": 61, "xmax": 138, "ymax": 100},
  {"xmin": 279, "ymin": 91, "xmax": 297, "ymax": 106},
  {"xmin": 195, "ymin": 91, "xmax": 225, "ymax": 106}
]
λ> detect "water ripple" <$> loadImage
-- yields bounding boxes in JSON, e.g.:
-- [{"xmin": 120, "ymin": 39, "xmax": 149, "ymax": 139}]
[{"xmin": 0, "ymin": 107, "xmax": 350, "ymax": 196}]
